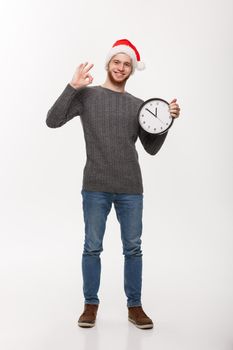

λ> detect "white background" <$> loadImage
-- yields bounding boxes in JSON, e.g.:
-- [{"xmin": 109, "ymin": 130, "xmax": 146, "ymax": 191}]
[{"xmin": 0, "ymin": 0, "xmax": 232, "ymax": 349}]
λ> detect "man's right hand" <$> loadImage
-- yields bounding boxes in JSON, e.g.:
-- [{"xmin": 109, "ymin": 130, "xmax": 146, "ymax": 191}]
[{"xmin": 69, "ymin": 62, "xmax": 94, "ymax": 89}]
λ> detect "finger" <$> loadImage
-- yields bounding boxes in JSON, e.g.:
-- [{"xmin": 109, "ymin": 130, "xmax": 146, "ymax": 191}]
[
  {"xmin": 170, "ymin": 106, "xmax": 180, "ymax": 112},
  {"xmin": 79, "ymin": 62, "xmax": 88, "ymax": 72},
  {"xmin": 170, "ymin": 113, "xmax": 178, "ymax": 118},
  {"xmin": 75, "ymin": 63, "xmax": 83, "ymax": 74},
  {"xmin": 83, "ymin": 64, "xmax": 94, "ymax": 76},
  {"xmin": 83, "ymin": 63, "xmax": 94, "ymax": 73},
  {"xmin": 169, "ymin": 104, "xmax": 178, "ymax": 108},
  {"xmin": 83, "ymin": 71, "xmax": 93, "ymax": 81},
  {"xmin": 87, "ymin": 74, "xmax": 94, "ymax": 83},
  {"xmin": 171, "ymin": 109, "xmax": 180, "ymax": 117},
  {"xmin": 75, "ymin": 63, "xmax": 84, "ymax": 75},
  {"xmin": 82, "ymin": 73, "xmax": 92, "ymax": 84},
  {"xmin": 169, "ymin": 104, "xmax": 180, "ymax": 111}
]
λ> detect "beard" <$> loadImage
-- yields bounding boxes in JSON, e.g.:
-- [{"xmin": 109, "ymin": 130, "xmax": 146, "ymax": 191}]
[{"xmin": 107, "ymin": 69, "xmax": 131, "ymax": 86}]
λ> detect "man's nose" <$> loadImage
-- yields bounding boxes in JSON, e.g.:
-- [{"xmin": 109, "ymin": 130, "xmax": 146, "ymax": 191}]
[{"xmin": 119, "ymin": 64, "xmax": 124, "ymax": 71}]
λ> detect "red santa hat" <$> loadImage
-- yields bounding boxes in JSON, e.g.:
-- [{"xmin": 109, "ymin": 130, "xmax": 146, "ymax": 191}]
[{"xmin": 105, "ymin": 39, "xmax": 145, "ymax": 74}]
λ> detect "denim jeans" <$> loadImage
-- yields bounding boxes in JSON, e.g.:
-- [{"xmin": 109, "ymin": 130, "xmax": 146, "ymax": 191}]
[{"xmin": 81, "ymin": 190, "xmax": 143, "ymax": 307}]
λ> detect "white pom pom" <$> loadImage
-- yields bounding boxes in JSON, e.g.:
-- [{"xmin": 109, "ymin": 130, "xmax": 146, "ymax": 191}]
[{"xmin": 137, "ymin": 61, "xmax": 145, "ymax": 70}]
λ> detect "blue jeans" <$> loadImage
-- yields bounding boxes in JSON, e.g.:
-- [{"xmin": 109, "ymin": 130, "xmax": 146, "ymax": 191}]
[{"xmin": 81, "ymin": 190, "xmax": 143, "ymax": 307}]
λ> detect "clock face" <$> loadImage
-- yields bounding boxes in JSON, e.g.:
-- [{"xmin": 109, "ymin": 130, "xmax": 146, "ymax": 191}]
[{"xmin": 138, "ymin": 98, "xmax": 173, "ymax": 135}]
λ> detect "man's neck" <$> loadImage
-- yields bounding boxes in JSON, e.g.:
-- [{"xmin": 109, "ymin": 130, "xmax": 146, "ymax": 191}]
[{"xmin": 101, "ymin": 79, "xmax": 126, "ymax": 93}]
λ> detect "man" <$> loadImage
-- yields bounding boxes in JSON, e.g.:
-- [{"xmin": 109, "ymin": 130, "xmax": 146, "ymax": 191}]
[{"xmin": 46, "ymin": 39, "xmax": 180, "ymax": 329}]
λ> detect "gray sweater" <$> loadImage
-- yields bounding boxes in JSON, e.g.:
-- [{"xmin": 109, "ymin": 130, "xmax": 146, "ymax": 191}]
[{"xmin": 46, "ymin": 84, "xmax": 168, "ymax": 194}]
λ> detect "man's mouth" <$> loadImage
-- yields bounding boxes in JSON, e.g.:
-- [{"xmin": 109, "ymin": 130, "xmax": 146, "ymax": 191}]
[{"xmin": 114, "ymin": 71, "xmax": 124, "ymax": 76}]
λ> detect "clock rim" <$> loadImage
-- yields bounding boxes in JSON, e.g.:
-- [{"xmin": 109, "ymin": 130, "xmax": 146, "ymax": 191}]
[{"xmin": 137, "ymin": 97, "xmax": 174, "ymax": 135}]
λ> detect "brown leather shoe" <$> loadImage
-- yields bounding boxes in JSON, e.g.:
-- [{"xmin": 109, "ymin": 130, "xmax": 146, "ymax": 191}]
[
  {"xmin": 78, "ymin": 304, "xmax": 99, "ymax": 328},
  {"xmin": 128, "ymin": 306, "xmax": 154, "ymax": 329}
]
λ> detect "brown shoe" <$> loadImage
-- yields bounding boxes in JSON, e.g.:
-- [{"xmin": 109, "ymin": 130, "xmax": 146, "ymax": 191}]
[
  {"xmin": 78, "ymin": 304, "xmax": 99, "ymax": 328},
  {"xmin": 128, "ymin": 306, "xmax": 154, "ymax": 329}
]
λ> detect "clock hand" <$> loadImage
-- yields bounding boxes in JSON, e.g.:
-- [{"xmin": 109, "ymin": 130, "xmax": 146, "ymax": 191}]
[
  {"xmin": 146, "ymin": 108, "xmax": 166, "ymax": 125},
  {"xmin": 156, "ymin": 116, "xmax": 166, "ymax": 125},
  {"xmin": 145, "ymin": 108, "xmax": 156, "ymax": 117}
]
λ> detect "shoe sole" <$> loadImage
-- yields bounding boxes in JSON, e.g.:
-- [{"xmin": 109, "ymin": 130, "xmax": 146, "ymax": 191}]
[
  {"xmin": 128, "ymin": 317, "xmax": 154, "ymax": 329},
  {"xmin": 78, "ymin": 321, "xmax": 95, "ymax": 328}
]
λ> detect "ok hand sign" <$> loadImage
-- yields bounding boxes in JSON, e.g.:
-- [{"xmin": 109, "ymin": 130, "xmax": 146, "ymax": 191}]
[{"xmin": 70, "ymin": 62, "xmax": 94, "ymax": 89}]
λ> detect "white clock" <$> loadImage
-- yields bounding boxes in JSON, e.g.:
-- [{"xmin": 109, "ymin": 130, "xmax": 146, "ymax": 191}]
[{"xmin": 138, "ymin": 98, "xmax": 174, "ymax": 135}]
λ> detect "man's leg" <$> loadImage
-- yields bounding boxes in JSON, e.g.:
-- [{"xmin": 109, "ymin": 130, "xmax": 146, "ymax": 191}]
[
  {"xmin": 113, "ymin": 193, "xmax": 153, "ymax": 329},
  {"xmin": 81, "ymin": 190, "xmax": 112, "ymax": 305},
  {"xmin": 113, "ymin": 193, "xmax": 143, "ymax": 307}
]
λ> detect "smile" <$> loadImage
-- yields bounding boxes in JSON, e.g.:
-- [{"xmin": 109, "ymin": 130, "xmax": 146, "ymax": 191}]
[{"xmin": 114, "ymin": 71, "xmax": 125, "ymax": 76}]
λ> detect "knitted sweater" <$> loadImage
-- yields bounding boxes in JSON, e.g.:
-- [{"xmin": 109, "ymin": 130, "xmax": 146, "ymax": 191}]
[{"xmin": 46, "ymin": 84, "xmax": 168, "ymax": 194}]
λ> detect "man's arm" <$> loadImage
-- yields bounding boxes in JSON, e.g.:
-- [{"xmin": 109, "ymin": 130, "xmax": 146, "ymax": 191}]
[
  {"xmin": 137, "ymin": 97, "xmax": 180, "ymax": 155},
  {"xmin": 46, "ymin": 62, "xmax": 94, "ymax": 128},
  {"xmin": 46, "ymin": 84, "xmax": 84, "ymax": 128},
  {"xmin": 138, "ymin": 127, "xmax": 168, "ymax": 155}
]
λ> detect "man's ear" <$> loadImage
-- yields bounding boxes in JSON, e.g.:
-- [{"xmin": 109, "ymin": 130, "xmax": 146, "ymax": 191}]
[{"xmin": 105, "ymin": 61, "xmax": 110, "ymax": 72}]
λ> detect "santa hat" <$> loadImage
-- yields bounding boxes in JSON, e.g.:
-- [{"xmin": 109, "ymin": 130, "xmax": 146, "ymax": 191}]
[{"xmin": 105, "ymin": 39, "xmax": 145, "ymax": 74}]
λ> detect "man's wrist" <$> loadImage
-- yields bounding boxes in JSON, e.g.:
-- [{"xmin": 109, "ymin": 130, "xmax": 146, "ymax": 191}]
[{"xmin": 69, "ymin": 82, "xmax": 82, "ymax": 89}]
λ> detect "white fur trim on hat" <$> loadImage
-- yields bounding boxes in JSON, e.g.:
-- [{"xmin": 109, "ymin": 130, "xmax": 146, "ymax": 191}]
[
  {"xmin": 105, "ymin": 45, "xmax": 141, "ymax": 74},
  {"xmin": 137, "ymin": 61, "xmax": 146, "ymax": 70}
]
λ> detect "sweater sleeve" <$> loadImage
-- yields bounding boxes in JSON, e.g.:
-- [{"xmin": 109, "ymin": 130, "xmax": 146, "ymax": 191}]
[
  {"xmin": 138, "ymin": 126, "xmax": 168, "ymax": 155},
  {"xmin": 46, "ymin": 83, "xmax": 84, "ymax": 128}
]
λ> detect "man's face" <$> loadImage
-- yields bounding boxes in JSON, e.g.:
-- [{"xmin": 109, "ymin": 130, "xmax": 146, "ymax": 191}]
[{"xmin": 107, "ymin": 53, "xmax": 133, "ymax": 84}]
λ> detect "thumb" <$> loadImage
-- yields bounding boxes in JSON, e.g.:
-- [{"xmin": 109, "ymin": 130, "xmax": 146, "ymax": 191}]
[{"xmin": 170, "ymin": 98, "xmax": 177, "ymax": 104}]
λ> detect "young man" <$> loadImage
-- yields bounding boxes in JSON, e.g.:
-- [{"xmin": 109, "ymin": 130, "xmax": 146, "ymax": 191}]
[{"xmin": 46, "ymin": 39, "xmax": 180, "ymax": 329}]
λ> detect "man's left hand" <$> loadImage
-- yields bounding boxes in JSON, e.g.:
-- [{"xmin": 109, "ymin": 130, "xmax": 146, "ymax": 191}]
[{"xmin": 169, "ymin": 98, "xmax": 180, "ymax": 118}]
